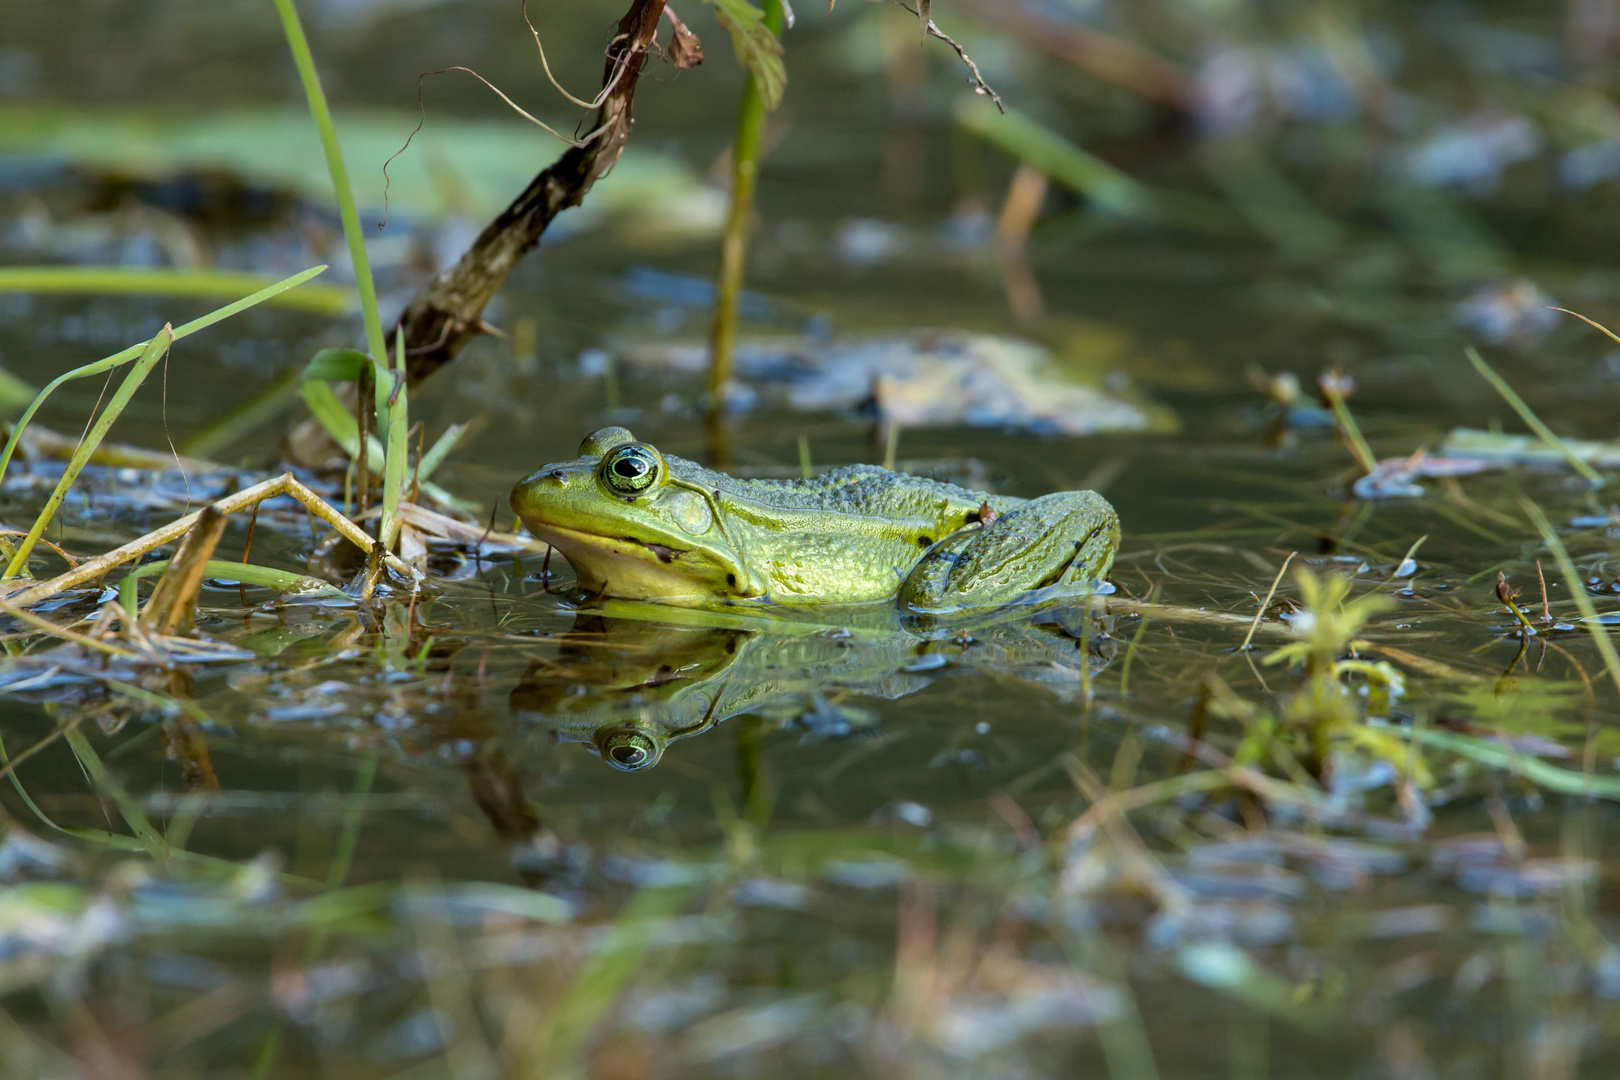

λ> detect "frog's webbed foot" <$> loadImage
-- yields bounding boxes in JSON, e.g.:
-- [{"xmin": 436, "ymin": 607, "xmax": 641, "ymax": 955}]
[{"xmin": 898, "ymin": 491, "xmax": 1118, "ymax": 614}]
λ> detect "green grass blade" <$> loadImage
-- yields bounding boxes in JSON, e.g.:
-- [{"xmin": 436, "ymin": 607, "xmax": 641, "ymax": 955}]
[
  {"xmin": 1055, "ymin": 903, "xmax": 1163, "ymax": 1080},
  {"xmin": 299, "ymin": 378, "xmax": 385, "ymax": 461},
  {"xmin": 1521, "ymin": 498, "xmax": 1620, "ymax": 697},
  {"xmin": 0, "ymin": 264, "xmax": 327, "ymax": 491},
  {"xmin": 270, "ymin": 0, "xmax": 391, "ymax": 437},
  {"xmin": 527, "ymin": 884, "xmax": 701, "ymax": 1071},
  {"xmin": 417, "ymin": 421, "xmax": 467, "ymax": 483},
  {"xmin": 0, "ymin": 724, "xmax": 317, "ymax": 882},
  {"xmin": 1389, "ymin": 721, "xmax": 1620, "ymax": 799},
  {"xmin": 63, "ymin": 726, "xmax": 170, "ymax": 864},
  {"xmin": 178, "ymin": 370, "xmax": 300, "ymax": 459},
  {"xmin": 1467, "ymin": 346, "xmax": 1604, "ymax": 487},
  {"xmin": 119, "ymin": 559, "xmax": 350, "ymax": 614},
  {"xmin": 1321, "ymin": 387, "xmax": 1377, "ymax": 474},
  {"xmin": 0, "ymin": 266, "xmax": 351, "ymax": 315},
  {"xmin": 0, "ymin": 366, "xmax": 33, "ymax": 412},
  {"xmin": 419, "ymin": 479, "xmax": 479, "ymax": 517},
  {"xmin": 955, "ymin": 95, "xmax": 1150, "ymax": 218},
  {"xmin": 5, "ymin": 326, "xmax": 174, "ymax": 579},
  {"xmin": 327, "ymin": 751, "xmax": 378, "ymax": 890},
  {"xmin": 379, "ymin": 331, "xmax": 409, "ymax": 551},
  {"xmin": 301, "ymin": 348, "xmax": 370, "ymax": 382}
]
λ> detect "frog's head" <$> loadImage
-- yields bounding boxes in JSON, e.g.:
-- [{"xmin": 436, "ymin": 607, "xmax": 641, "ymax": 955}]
[{"xmin": 511, "ymin": 427, "xmax": 748, "ymax": 601}]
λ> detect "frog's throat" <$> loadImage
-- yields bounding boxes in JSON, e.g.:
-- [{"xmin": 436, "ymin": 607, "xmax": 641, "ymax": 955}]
[{"xmin": 526, "ymin": 522, "xmax": 744, "ymax": 601}]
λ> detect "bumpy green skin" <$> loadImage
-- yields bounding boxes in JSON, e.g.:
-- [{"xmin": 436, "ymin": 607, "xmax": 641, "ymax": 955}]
[{"xmin": 510, "ymin": 427, "xmax": 1119, "ymax": 611}]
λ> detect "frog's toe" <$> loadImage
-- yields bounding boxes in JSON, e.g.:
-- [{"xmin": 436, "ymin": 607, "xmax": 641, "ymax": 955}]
[{"xmin": 898, "ymin": 491, "xmax": 1118, "ymax": 613}]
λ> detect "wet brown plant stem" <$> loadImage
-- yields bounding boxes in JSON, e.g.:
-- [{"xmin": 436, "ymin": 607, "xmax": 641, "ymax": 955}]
[
  {"xmin": 391, "ymin": 0, "xmax": 668, "ymax": 386},
  {"xmin": 707, "ymin": 0, "xmax": 787, "ymax": 458},
  {"xmin": 1, "ymin": 473, "xmax": 419, "ymax": 606}
]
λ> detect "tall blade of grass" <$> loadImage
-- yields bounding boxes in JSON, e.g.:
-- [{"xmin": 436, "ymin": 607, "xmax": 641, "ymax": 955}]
[
  {"xmin": 526, "ymin": 884, "xmax": 700, "ymax": 1072},
  {"xmin": 270, "ymin": 0, "xmax": 392, "ymax": 438},
  {"xmin": 178, "ymin": 370, "xmax": 300, "ymax": 459},
  {"xmin": 0, "ymin": 723, "xmax": 320, "ymax": 883},
  {"xmin": 0, "ymin": 367, "xmax": 32, "ymax": 411},
  {"xmin": 63, "ymin": 726, "xmax": 170, "ymax": 864},
  {"xmin": 0, "ymin": 726, "xmax": 146, "ymax": 854},
  {"xmin": 4, "ymin": 325, "xmax": 174, "ymax": 579},
  {"xmin": 327, "ymin": 751, "xmax": 378, "ymax": 890},
  {"xmin": 1318, "ymin": 382, "xmax": 1377, "ymax": 475},
  {"xmin": 1467, "ymin": 346, "xmax": 1604, "ymax": 487},
  {"xmin": 1055, "ymin": 902, "xmax": 1162, "ymax": 1080},
  {"xmin": 417, "ymin": 421, "xmax": 469, "ymax": 484},
  {"xmin": 956, "ymin": 95, "xmax": 1150, "ymax": 218},
  {"xmin": 378, "ymin": 330, "xmax": 409, "ymax": 551},
  {"xmin": 299, "ymin": 378, "xmax": 386, "ymax": 461},
  {"xmin": 0, "ymin": 264, "xmax": 327, "ymax": 490},
  {"xmin": 1521, "ymin": 498, "xmax": 1620, "ymax": 696},
  {"xmin": 1196, "ymin": 139, "xmax": 1342, "ymax": 256},
  {"xmin": 0, "ymin": 265, "xmax": 351, "ymax": 315}
]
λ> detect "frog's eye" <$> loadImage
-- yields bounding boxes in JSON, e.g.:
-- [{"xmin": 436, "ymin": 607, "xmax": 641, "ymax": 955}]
[
  {"xmin": 600, "ymin": 443, "xmax": 662, "ymax": 497},
  {"xmin": 594, "ymin": 727, "xmax": 664, "ymax": 772}
]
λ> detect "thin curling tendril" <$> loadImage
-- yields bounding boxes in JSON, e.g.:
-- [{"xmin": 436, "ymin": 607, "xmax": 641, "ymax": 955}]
[{"xmin": 378, "ymin": 0, "xmax": 648, "ymax": 229}]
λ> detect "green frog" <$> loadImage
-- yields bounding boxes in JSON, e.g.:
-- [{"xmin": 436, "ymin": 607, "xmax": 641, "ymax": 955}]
[{"xmin": 509, "ymin": 427, "xmax": 1119, "ymax": 612}]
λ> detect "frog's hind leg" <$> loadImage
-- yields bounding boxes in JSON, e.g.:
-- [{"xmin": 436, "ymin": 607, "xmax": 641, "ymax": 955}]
[{"xmin": 899, "ymin": 491, "xmax": 1119, "ymax": 613}]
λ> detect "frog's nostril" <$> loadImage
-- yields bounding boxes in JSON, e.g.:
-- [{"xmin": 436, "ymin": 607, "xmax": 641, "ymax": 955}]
[{"xmin": 549, "ymin": 470, "xmax": 565, "ymax": 481}]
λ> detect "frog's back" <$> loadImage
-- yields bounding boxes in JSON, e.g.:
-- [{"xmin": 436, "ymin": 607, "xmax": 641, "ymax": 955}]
[
  {"xmin": 666, "ymin": 456, "xmax": 1019, "ymax": 603},
  {"xmin": 671, "ymin": 458, "xmax": 1005, "ymax": 517}
]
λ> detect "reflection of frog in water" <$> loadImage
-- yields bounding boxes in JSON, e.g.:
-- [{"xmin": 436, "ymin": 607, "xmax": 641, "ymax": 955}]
[
  {"xmin": 510, "ymin": 427, "xmax": 1118, "ymax": 612},
  {"xmin": 510, "ymin": 609, "xmax": 1114, "ymax": 773}
]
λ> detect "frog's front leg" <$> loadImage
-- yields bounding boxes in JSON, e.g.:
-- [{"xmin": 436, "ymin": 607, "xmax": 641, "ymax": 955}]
[{"xmin": 898, "ymin": 491, "xmax": 1119, "ymax": 613}]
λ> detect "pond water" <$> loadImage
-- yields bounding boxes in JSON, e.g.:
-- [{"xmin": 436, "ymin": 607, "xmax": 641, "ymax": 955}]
[{"xmin": 5, "ymin": 1, "xmax": 1620, "ymax": 1077}]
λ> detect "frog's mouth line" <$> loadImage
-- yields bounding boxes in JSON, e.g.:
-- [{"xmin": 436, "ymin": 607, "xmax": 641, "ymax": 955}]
[
  {"xmin": 525, "ymin": 523, "xmax": 686, "ymax": 563},
  {"xmin": 519, "ymin": 520, "xmax": 750, "ymax": 601},
  {"xmin": 525, "ymin": 520, "xmax": 731, "ymax": 578}
]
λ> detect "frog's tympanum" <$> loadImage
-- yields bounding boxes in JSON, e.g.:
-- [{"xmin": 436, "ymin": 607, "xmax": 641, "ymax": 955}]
[{"xmin": 510, "ymin": 427, "xmax": 1119, "ymax": 611}]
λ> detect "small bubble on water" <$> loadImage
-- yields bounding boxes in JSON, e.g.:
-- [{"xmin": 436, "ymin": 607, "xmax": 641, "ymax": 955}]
[{"xmin": 975, "ymin": 721, "xmax": 990, "ymax": 735}]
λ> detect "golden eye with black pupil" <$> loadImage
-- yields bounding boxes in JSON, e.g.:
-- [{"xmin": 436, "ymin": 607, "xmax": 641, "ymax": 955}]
[
  {"xmin": 594, "ymin": 727, "xmax": 664, "ymax": 772},
  {"xmin": 600, "ymin": 444, "xmax": 660, "ymax": 496}
]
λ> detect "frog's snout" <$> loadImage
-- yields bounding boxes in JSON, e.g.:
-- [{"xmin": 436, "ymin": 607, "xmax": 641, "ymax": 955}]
[{"xmin": 510, "ymin": 466, "xmax": 569, "ymax": 516}]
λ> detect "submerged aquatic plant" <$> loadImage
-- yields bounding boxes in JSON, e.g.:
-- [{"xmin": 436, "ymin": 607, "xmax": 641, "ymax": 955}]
[{"xmin": 1227, "ymin": 567, "xmax": 1419, "ymax": 788}]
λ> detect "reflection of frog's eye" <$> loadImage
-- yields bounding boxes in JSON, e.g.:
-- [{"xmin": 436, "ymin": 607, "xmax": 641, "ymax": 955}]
[
  {"xmin": 594, "ymin": 727, "xmax": 664, "ymax": 772},
  {"xmin": 600, "ymin": 444, "xmax": 662, "ymax": 496}
]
